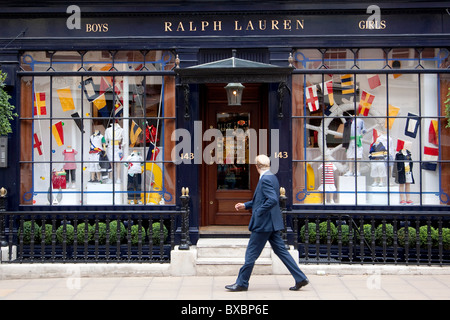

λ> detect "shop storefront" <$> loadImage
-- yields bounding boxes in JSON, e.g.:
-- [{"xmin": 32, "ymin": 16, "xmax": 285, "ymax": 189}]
[{"xmin": 0, "ymin": 1, "xmax": 449, "ymax": 246}]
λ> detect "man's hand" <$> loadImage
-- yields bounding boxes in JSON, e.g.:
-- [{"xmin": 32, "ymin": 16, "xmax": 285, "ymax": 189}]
[{"xmin": 235, "ymin": 203, "xmax": 246, "ymax": 211}]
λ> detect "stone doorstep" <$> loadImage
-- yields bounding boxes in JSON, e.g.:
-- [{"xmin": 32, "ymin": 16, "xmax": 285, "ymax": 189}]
[
  {"xmin": 2, "ymin": 243, "xmax": 450, "ymax": 279},
  {"xmin": 195, "ymin": 238, "xmax": 271, "ymax": 259},
  {"xmin": 194, "ymin": 238, "xmax": 274, "ymax": 276}
]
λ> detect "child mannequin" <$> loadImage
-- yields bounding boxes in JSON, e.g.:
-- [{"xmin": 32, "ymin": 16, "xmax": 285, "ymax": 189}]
[
  {"xmin": 105, "ymin": 121, "xmax": 124, "ymax": 183},
  {"xmin": 318, "ymin": 156, "xmax": 337, "ymax": 204},
  {"xmin": 62, "ymin": 145, "xmax": 77, "ymax": 188},
  {"xmin": 125, "ymin": 150, "xmax": 143, "ymax": 204},
  {"xmin": 369, "ymin": 132, "xmax": 388, "ymax": 187},
  {"xmin": 88, "ymin": 130, "xmax": 106, "ymax": 183},
  {"xmin": 393, "ymin": 147, "xmax": 414, "ymax": 204},
  {"xmin": 343, "ymin": 116, "xmax": 366, "ymax": 176}
]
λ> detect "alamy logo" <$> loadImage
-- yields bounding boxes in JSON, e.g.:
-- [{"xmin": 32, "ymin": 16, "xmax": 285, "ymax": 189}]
[
  {"xmin": 359, "ymin": 5, "xmax": 386, "ymax": 30},
  {"xmin": 170, "ymin": 121, "xmax": 281, "ymax": 173},
  {"xmin": 66, "ymin": 5, "xmax": 81, "ymax": 30}
]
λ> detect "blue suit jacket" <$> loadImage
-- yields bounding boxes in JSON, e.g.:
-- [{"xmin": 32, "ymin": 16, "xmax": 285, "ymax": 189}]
[{"xmin": 244, "ymin": 171, "xmax": 284, "ymax": 232}]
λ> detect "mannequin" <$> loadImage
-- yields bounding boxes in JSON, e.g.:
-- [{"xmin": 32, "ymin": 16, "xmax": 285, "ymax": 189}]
[
  {"xmin": 105, "ymin": 121, "xmax": 124, "ymax": 183},
  {"xmin": 88, "ymin": 130, "xmax": 106, "ymax": 183},
  {"xmin": 369, "ymin": 133, "xmax": 388, "ymax": 187},
  {"xmin": 343, "ymin": 116, "xmax": 366, "ymax": 176},
  {"xmin": 62, "ymin": 145, "xmax": 78, "ymax": 188},
  {"xmin": 393, "ymin": 147, "xmax": 414, "ymax": 204},
  {"xmin": 318, "ymin": 159, "xmax": 337, "ymax": 204},
  {"xmin": 125, "ymin": 150, "xmax": 143, "ymax": 204}
]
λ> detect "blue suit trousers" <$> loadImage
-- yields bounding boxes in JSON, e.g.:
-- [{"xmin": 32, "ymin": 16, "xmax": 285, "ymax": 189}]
[{"xmin": 236, "ymin": 231, "xmax": 307, "ymax": 288}]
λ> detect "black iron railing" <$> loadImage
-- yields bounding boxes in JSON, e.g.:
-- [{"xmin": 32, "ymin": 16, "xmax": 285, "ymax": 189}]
[
  {"xmin": 283, "ymin": 210, "xmax": 450, "ymax": 266},
  {"xmin": 0, "ymin": 189, "xmax": 191, "ymax": 264},
  {"xmin": 279, "ymin": 188, "xmax": 450, "ymax": 266}
]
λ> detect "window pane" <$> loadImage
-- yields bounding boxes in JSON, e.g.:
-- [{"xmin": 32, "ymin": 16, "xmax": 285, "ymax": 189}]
[
  {"xmin": 292, "ymin": 48, "xmax": 448, "ymax": 206},
  {"xmin": 19, "ymin": 51, "xmax": 176, "ymax": 206}
]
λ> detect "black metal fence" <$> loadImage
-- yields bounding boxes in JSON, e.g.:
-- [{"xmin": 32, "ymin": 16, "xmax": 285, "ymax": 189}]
[
  {"xmin": 2, "ymin": 188, "xmax": 450, "ymax": 266},
  {"xmin": 284, "ymin": 209, "xmax": 450, "ymax": 266},
  {"xmin": 0, "ymin": 190, "xmax": 191, "ymax": 263}
]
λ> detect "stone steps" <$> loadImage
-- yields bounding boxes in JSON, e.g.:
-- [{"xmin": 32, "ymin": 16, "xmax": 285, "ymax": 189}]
[{"xmin": 195, "ymin": 238, "xmax": 274, "ymax": 276}]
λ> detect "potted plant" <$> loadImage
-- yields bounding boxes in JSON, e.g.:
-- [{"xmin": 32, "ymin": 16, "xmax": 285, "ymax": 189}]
[
  {"xmin": 0, "ymin": 70, "xmax": 17, "ymax": 135},
  {"xmin": 445, "ymin": 86, "xmax": 450, "ymax": 128},
  {"xmin": 0, "ymin": 69, "xmax": 17, "ymax": 169}
]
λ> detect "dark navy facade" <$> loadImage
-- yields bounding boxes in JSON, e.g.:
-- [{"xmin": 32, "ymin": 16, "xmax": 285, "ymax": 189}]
[{"xmin": 0, "ymin": 1, "xmax": 449, "ymax": 245}]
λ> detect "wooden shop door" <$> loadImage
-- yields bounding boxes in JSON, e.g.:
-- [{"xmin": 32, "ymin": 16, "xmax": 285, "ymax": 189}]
[{"xmin": 201, "ymin": 83, "xmax": 267, "ymax": 226}]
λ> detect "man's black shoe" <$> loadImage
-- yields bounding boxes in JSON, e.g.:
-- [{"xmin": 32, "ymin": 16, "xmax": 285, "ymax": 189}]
[
  {"xmin": 225, "ymin": 283, "xmax": 248, "ymax": 292},
  {"xmin": 289, "ymin": 279, "xmax": 309, "ymax": 291}
]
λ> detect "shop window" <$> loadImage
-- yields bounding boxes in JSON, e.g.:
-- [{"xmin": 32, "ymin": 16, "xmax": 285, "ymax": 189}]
[
  {"xmin": 292, "ymin": 48, "xmax": 448, "ymax": 206},
  {"xmin": 19, "ymin": 51, "xmax": 176, "ymax": 206}
]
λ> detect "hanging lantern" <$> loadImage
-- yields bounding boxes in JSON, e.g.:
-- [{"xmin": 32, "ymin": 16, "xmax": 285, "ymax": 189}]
[{"xmin": 224, "ymin": 83, "xmax": 245, "ymax": 106}]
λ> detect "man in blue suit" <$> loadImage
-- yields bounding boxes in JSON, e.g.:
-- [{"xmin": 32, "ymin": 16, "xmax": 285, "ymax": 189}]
[{"xmin": 225, "ymin": 155, "xmax": 309, "ymax": 292}]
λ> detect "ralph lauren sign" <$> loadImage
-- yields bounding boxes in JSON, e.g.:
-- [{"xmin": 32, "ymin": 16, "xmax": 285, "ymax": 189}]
[{"xmin": 0, "ymin": 11, "xmax": 444, "ymax": 40}]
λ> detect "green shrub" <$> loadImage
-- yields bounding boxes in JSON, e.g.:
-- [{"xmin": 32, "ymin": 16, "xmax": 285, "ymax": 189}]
[
  {"xmin": 338, "ymin": 224, "xmax": 349, "ymax": 246},
  {"xmin": 131, "ymin": 224, "xmax": 146, "ymax": 246},
  {"xmin": 300, "ymin": 222, "xmax": 317, "ymax": 243},
  {"xmin": 97, "ymin": 222, "xmax": 107, "ymax": 245},
  {"xmin": 442, "ymin": 228, "xmax": 450, "ymax": 251},
  {"xmin": 318, "ymin": 221, "xmax": 337, "ymax": 244},
  {"xmin": 109, "ymin": 220, "xmax": 126, "ymax": 244},
  {"xmin": 77, "ymin": 223, "xmax": 94, "ymax": 244},
  {"xmin": 356, "ymin": 224, "xmax": 375, "ymax": 244},
  {"xmin": 149, "ymin": 222, "xmax": 168, "ymax": 245},
  {"xmin": 397, "ymin": 227, "xmax": 417, "ymax": 247},
  {"xmin": 18, "ymin": 221, "xmax": 41, "ymax": 245},
  {"xmin": 418, "ymin": 225, "xmax": 438, "ymax": 248},
  {"xmin": 56, "ymin": 224, "xmax": 74, "ymax": 245},
  {"xmin": 42, "ymin": 224, "xmax": 53, "ymax": 245},
  {"xmin": 375, "ymin": 224, "xmax": 394, "ymax": 247}
]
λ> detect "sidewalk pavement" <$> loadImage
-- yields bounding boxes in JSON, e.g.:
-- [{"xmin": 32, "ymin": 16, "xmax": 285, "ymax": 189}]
[{"xmin": 1, "ymin": 272, "xmax": 449, "ymax": 300}]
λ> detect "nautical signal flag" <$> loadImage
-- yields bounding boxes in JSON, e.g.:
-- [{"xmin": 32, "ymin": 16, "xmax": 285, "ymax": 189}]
[
  {"xmin": 319, "ymin": 80, "xmax": 334, "ymax": 106},
  {"xmin": 83, "ymin": 77, "xmax": 98, "ymax": 102},
  {"xmin": 51, "ymin": 121, "xmax": 64, "ymax": 147},
  {"xmin": 428, "ymin": 120, "xmax": 439, "ymax": 145},
  {"xmin": 404, "ymin": 113, "xmax": 420, "ymax": 138},
  {"xmin": 305, "ymin": 85, "xmax": 319, "ymax": 112},
  {"xmin": 114, "ymin": 103, "xmax": 123, "ymax": 117},
  {"xmin": 341, "ymin": 74, "xmax": 354, "ymax": 95},
  {"xmin": 424, "ymin": 146, "xmax": 439, "ymax": 161},
  {"xmin": 34, "ymin": 92, "xmax": 47, "ymax": 116},
  {"xmin": 396, "ymin": 139, "xmax": 412, "ymax": 152},
  {"xmin": 147, "ymin": 144, "xmax": 160, "ymax": 161},
  {"xmin": 130, "ymin": 120, "xmax": 142, "ymax": 147},
  {"xmin": 423, "ymin": 146, "xmax": 439, "ymax": 171},
  {"xmin": 56, "ymin": 87, "xmax": 75, "ymax": 112},
  {"xmin": 367, "ymin": 74, "xmax": 381, "ymax": 90},
  {"xmin": 93, "ymin": 94, "xmax": 109, "ymax": 117},
  {"xmin": 33, "ymin": 133, "xmax": 43, "ymax": 156},
  {"xmin": 385, "ymin": 104, "xmax": 400, "ymax": 130},
  {"xmin": 115, "ymin": 80, "xmax": 124, "ymax": 108},
  {"xmin": 396, "ymin": 139, "xmax": 405, "ymax": 152},
  {"xmin": 71, "ymin": 112, "xmax": 84, "ymax": 133},
  {"xmin": 99, "ymin": 64, "xmax": 113, "ymax": 95},
  {"xmin": 358, "ymin": 91, "xmax": 375, "ymax": 116}
]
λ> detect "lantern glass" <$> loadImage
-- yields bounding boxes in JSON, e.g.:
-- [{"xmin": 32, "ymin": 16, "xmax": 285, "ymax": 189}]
[{"xmin": 224, "ymin": 83, "xmax": 245, "ymax": 106}]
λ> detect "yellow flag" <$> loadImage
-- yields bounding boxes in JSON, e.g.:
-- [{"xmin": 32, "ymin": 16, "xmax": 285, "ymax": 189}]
[
  {"xmin": 130, "ymin": 120, "xmax": 142, "ymax": 147},
  {"xmin": 93, "ymin": 93, "xmax": 107, "ymax": 110},
  {"xmin": 56, "ymin": 87, "xmax": 75, "ymax": 112},
  {"xmin": 385, "ymin": 104, "xmax": 400, "ymax": 129}
]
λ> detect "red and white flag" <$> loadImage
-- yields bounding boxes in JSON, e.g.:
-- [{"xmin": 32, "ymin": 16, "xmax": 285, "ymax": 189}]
[
  {"xmin": 33, "ymin": 133, "xmax": 43, "ymax": 156},
  {"xmin": 319, "ymin": 80, "xmax": 334, "ymax": 106},
  {"xmin": 305, "ymin": 85, "xmax": 319, "ymax": 112},
  {"xmin": 423, "ymin": 146, "xmax": 439, "ymax": 162}
]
